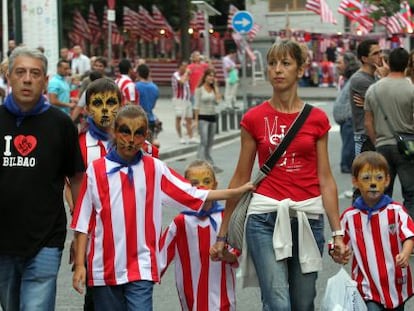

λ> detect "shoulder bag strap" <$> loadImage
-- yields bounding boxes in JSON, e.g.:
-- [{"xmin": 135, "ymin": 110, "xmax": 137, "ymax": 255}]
[{"xmin": 260, "ymin": 103, "xmax": 313, "ymax": 176}]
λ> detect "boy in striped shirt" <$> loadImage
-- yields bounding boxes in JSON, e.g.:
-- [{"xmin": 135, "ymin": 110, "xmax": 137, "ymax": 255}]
[
  {"xmin": 160, "ymin": 160, "xmax": 239, "ymax": 310},
  {"xmin": 339, "ymin": 151, "xmax": 414, "ymax": 309}
]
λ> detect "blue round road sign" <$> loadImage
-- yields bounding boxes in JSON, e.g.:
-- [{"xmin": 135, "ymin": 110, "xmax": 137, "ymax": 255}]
[{"xmin": 231, "ymin": 11, "xmax": 254, "ymax": 34}]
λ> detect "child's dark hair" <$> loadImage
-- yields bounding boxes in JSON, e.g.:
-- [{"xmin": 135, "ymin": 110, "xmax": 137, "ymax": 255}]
[
  {"xmin": 85, "ymin": 78, "xmax": 122, "ymax": 107},
  {"xmin": 137, "ymin": 64, "xmax": 150, "ymax": 79},
  {"xmin": 352, "ymin": 151, "xmax": 389, "ymax": 178},
  {"xmin": 184, "ymin": 160, "xmax": 216, "ymax": 181},
  {"xmin": 114, "ymin": 104, "xmax": 148, "ymax": 130}
]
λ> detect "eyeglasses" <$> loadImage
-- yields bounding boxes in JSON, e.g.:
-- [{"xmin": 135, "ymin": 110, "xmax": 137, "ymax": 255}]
[{"xmin": 369, "ymin": 50, "xmax": 382, "ymax": 57}]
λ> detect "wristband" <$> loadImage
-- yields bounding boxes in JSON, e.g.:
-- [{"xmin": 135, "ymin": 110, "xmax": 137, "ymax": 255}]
[
  {"xmin": 332, "ymin": 229, "xmax": 345, "ymax": 237},
  {"xmin": 216, "ymin": 235, "xmax": 227, "ymax": 243}
]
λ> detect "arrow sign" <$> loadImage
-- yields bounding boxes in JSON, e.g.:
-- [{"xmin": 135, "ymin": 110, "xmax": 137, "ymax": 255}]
[{"xmin": 232, "ymin": 11, "xmax": 254, "ymax": 34}]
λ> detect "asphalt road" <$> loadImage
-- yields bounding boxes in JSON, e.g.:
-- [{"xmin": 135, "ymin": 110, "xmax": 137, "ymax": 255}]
[{"xmin": 53, "ymin": 100, "xmax": 413, "ymax": 310}]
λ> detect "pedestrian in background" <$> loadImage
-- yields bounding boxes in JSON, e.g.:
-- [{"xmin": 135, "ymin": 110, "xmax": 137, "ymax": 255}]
[
  {"xmin": 115, "ymin": 58, "xmax": 139, "ymax": 106},
  {"xmin": 160, "ymin": 160, "xmax": 239, "ymax": 311},
  {"xmin": 171, "ymin": 61, "xmax": 196, "ymax": 144},
  {"xmin": 211, "ymin": 40, "xmax": 347, "ymax": 311},
  {"xmin": 222, "ymin": 49, "xmax": 239, "ymax": 110},
  {"xmin": 0, "ymin": 46, "xmax": 84, "ymax": 311},
  {"xmin": 333, "ymin": 52, "xmax": 359, "ymax": 174},
  {"xmin": 71, "ymin": 105, "xmax": 253, "ymax": 311},
  {"xmin": 194, "ymin": 68, "xmax": 222, "ymax": 173},
  {"xmin": 136, "ymin": 63, "xmax": 160, "ymax": 147},
  {"xmin": 364, "ymin": 47, "xmax": 414, "ymax": 219}
]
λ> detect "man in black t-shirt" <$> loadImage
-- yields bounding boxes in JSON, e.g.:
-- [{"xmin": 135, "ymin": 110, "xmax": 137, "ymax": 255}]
[{"xmin": 0, "ymin": 47, "xmax": 84, "ymax": 311}]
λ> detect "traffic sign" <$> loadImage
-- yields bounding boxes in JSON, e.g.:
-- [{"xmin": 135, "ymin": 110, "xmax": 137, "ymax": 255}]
[{"xmin": 231, "ymin": 11, "xmax": 254, "ymax": 34}]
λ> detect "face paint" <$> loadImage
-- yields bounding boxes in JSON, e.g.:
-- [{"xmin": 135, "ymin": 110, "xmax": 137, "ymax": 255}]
[
  {"xmin": 353, "ymin": 164, "xmax": 390, "ymax": 206},
  {"xmin": 186, "ymin": 167, "xmax": 217, "ymax": 190},
  {"xmin": 87, "ymin": 91, "xmax": 120, "ymax": 128},
  {"xmin": 114, "ymin": 117, "xmax": 147, "ymax": 161}
]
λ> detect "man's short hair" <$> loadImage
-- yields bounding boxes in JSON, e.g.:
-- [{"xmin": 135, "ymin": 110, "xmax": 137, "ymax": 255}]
[
  {"xmin": 118, "ymin": 59, "xmax": 132, "ymax": 74},
  {"xmin": 137, "ymin": 64, "xmax": 150, "ymax": 80},
  {"xmin": 356, "ymin": 39, "xmax": 378, "ymax": 62},
  {"xmin": 389, "ymin": 47, "xmax": 409, "ymax": 72},
  {"xmin": 8, "ymin": 47, "xmax": 48, "ymax": 74}
]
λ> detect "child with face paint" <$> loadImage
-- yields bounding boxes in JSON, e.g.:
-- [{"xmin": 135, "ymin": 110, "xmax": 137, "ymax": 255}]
[
  {"xmin": 71, "ymin": 105, "xmax": 254, "ymax": 310},
  {"xmin": 159, "ymin": 160, "xmax": 239, "ymax": 311},
  {"xmin": 337, "ymin": 151, "xmax": 414, "ymax": 310}
]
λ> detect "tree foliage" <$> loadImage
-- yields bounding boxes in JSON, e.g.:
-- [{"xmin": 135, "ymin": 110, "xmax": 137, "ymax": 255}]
[{"xmin": 365, "ymin": 0, "xmax": 414, "ymax": 20}]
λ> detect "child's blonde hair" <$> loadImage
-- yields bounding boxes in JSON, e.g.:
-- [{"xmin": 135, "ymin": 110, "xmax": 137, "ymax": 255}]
[
  {"xmin": 184, "ymin": 160, "xmax": 216, "ymax": 182},
  {"xmin": 352, "ymin": 151, "xmax": 389, "ymax": 178}
]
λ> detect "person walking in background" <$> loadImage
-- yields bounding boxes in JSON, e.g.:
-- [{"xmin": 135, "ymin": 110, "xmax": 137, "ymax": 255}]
[
  {"xmin": 337, "ymin": 151, "xmax": 414, "ymax": 310},
  {"xmin": 194, "ymin": 68, "xmax": 222, "ymax": 173},
  {"xmin": 349, "ymin": 39, "xmax": 386, "ymax": 155},
  {"xmin": 405, "ymin": 49, "xmax": 414, "ymax": 83},
  {"xmin": 71, "ymin": 45, "xmax": 91, "ymax": 76},
  {"xmin": 160, "ymin": 160, "xmax": 239, "ymax": 311},
  {"xmin": 171, "ymin": 61, "xmax": 196, "ymax": 144},
  {"xmin": 115, "ymin": 58, "xmax": 139, "ymax": 106},
  {"xmin": 0, "ymin": 47, "xmax": 84, "ymax": 311},
  {"xmin": 222, "ymin": 50, "xmax": 239, "ymax": 110},
  {"xmin": 47, "ymin": 59, "xmax": 77, "ymax": 115},
  {"xmin": 188, "ymin": 51, "xmax": 209, "ymax": 107},
  {"xmin": 71, "ymin": 105, "xmax": 253, "ymax": 310},
  {"xmin": 211, "ymin": 40, "xmax": 348, "ymax": 311},
  {"xmin": 333, "ymin": 52, "xmax": 360, "ymax": 174},
  {"xmin": 364, "ymin": 47, "xmax": 414, "ymax": 219},
  {"xmin": 136, "ymin": 63, "xmax": 160, "ymax": 147}
]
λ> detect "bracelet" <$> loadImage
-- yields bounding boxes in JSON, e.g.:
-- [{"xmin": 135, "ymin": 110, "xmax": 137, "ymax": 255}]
[
  {"xmin": 332, "ymin": 229, "xmax": 345, "ymax": 237},
  {"xmin": 216, "ymin": 235, "xmax": 227, "ymax": 243}
]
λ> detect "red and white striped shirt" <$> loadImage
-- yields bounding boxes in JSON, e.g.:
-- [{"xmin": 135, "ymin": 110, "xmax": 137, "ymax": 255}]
[
  {"xmin": 159, "ymin": 212, "xmax": 239, "ymax": 311},
  {"xmin": 78, "ymin": 131, "xmax": 111, "ymax": 166},
  {"xmin": 341, "ymin": 202, "xmax": 414, "ymax": 308},
  {"xmin": 71, "ymin": 155, "xmax": 208, "ymax": 286},
  {"xmin": 172, "ymin": 71, "xmax": 190, "ymax": 101},
  {"xmin": 115, "ymin": 74, "xmax": 139, "ymax": 106}
]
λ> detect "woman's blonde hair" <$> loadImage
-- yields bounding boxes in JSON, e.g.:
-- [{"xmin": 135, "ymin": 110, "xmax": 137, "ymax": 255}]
[{"xmin": 266, "ymin": 40, "xmax": 306, "ymax": 68}]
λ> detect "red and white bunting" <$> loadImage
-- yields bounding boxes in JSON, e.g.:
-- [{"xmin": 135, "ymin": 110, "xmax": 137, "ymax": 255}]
[
  {"xmin": 305, "ymin": 0, "xmax": 337, "ymax": 25},
  {"xmin": 73, "ymin": 9, "xmax": 91, "ymax": 41}
]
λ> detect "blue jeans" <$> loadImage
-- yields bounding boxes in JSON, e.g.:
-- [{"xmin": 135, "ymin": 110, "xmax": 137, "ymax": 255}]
[
  {"xmin": 245, "ymin": 212, "xmax": 324, "ymax": 311},
  {"xmin": 366, "ymin": 300, "xmax": 404, "ymax": 310},
  {"xmin": 376, "ymin": 144, "xmax": 414, "ymax": 219},
  {"xmin": 340, "ymin": 119, "xmax": 355, "ymax": 172},
  {"xmin": 93, "ymin": 280, "xmax": 154, "ymax": 311},
  {"xmin": 0, "ymin": 247, "xmax": 62, "ymax": 311},
  {"xmin": 197, "ymin": 119, "xmax": 216, "ymax": 164}
]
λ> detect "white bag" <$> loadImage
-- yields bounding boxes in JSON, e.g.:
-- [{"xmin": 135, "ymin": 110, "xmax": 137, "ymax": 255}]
[{"xmin": 321, "ymin": 267, "xmax": 367, "ymax": 311}]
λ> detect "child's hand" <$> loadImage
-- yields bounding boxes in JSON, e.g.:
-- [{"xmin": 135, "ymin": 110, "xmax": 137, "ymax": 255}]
[
  {"xmin": 329, "ymin": 238, "xmax": 352, "ymax": 264},
  {"xmin": 396, "ymin": 252, "xmax": 410, "ymax": 268},
  {"xmin": 210, "ymin": 243, "xmax": 222, "ymax": 261},
  {"xmin": 72, "ymin": 265, "xmax": 86, "ymax": 294},
  {"xmin": 235, "ymin": 182, "xmax": 255, "ymax": 196}
]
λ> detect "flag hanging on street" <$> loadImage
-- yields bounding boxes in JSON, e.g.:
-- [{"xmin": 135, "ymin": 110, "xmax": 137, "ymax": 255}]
[
  {"xmin": 123, "ymin": 7, "xmax": 141, "ymax": 39},
  {"xmin": 190, "ymin": 10, "xmax": 206, "ymax": 32},
  {"xmin": 305, "ymin": 0, "xmax": 337, "ymax": 24},
  {"xmin": 72, "ymin": 9, "xmax": 91, "ymax": 41},
  {"xmin": 88, "ymin": 5, "xmax": 101, "ymax": 46},
  {"xmin": 337, "ymin": 0, "xmax": 374, "ymax": 31},
  {"xmin": 138, "ymin": 5, "xmax": 155, "ymax": 42},
  {"xmin": 152, "ymin": 5, "xmax": 174, "ymax": 36}
]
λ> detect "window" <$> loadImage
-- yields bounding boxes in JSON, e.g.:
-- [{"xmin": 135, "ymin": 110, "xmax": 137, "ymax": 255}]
[{"xmin": 269, "ymin": 0, "xmax": 306, "ymax": 11}]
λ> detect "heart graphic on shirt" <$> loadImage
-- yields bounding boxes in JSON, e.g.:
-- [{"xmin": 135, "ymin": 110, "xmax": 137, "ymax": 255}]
[{"xmin": 14, "ymin": 135, "xmax": 37, "ymax": 156}]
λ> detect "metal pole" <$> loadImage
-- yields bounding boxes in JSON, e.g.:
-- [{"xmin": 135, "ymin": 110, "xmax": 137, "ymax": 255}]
[
  {"xmin": 242, "ymin": 35, "xmax": 247, "ymax": 110},
  {"xmin": 108, "ymin": 22, "xmax": 112, "ymax": 65},
  {"xmin": 2, "ymin": 0, "xmax": 8, "ymax": 59},
  {"xmin": 203, "ymin": 10, "xmax": 209, "ymax": 60}
]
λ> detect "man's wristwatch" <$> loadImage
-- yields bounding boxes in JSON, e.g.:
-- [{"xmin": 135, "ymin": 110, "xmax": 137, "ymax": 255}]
[{"xmin": 332, "ymin": 229, "xmax": 345, "ymax": 237}]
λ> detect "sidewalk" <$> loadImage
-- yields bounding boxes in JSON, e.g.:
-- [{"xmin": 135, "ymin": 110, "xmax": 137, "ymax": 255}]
[{"xmin": 155, "ymin": 80, "xmax": 338, "ymax": 160}]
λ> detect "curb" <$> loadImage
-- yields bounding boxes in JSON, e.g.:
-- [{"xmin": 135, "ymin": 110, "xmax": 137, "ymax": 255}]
[{"xmin": 159, "ymin": 130, "xmax": 240, "ymax": 161}]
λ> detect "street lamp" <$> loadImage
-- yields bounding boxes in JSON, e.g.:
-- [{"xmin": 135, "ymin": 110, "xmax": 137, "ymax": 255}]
[{"xmin": 191, "ymin": 0, "xmax": 221, "ymax": 59}]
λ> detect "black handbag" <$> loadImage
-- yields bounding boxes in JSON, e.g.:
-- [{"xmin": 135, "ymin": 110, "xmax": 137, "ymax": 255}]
[
  {"xmin": 373, "ymin": 90, "xmax": 414, "ymax": 161},
  {"xmin": 227, "ymin": 103, "xmax": 313, "ymax": 250}
]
